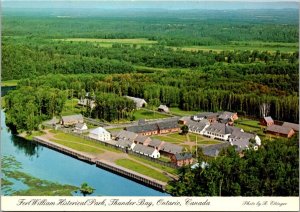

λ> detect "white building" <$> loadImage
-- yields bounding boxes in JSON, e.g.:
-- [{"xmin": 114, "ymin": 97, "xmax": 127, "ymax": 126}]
[
  {"xmin": 132, "ymin": 144, "xmax": 160, "ymax": 158},
  {"xmin": 75, "ymin": 123, "xmax": 88, "ymax": 132},
  {"xmin": 89, "ymin": 127, "xmax": 111, "ymax": 141},
  {"xmin": 125, "ymin": 96, "xmax": 147, "ymax": 109}
]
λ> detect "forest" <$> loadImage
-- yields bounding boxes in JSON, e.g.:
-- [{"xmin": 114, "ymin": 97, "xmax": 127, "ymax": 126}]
[
  {"xmin": 168, "ymin": 136, "xmax": 299, "ymax": 196},
  {"xmin": 2, "ymin": 7, "xmax": 299, "ymax": 132}
]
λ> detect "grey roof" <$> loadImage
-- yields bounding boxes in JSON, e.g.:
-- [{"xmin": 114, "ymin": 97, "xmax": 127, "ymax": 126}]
[
  {"xmin": 194, "ymin": 112, "xmax": 214, "ymax": 118},
  {"xmin": 160, "ymin": 143, "xmax": 183, "ymax": 154},
  {"xmin": 230, "ymin": 139, "xmax": 249, "ymax": 152},
  {"xmin": 126, "ymin": 123, "xmax": 158, "ymax": 133},
  {"xmin": 115, "ymin": 139, "xmax": 133, "ymax": 148},
  {"xmin": 157, "ymin": 120, "xmax": 179, "ymax": 130},
  {"xmin": 62, "ymin": 114, "xmax": 83, "ymax": 123},
  {"xmin": 218, "ymin": 111, "xmax": 235, "ymax": 120},
  {"xmin": 263, "ymin": 116, "xmax": 274, "ymax": 123},
  {"xmin": 133, "ymin": 144, "xmax": 156, "ymax": 155},
  {"xmin": 187, "ymin": 121, "xmax": 208, "ymax": 132},
  {"xmin": 75, "ymin": 123, "xmax": 86, "ymax": 129},
  {"xmin": 179, "ymin": 116, "xmax": 191, "ymax": 122},
  {"xmin": 229, "ymin": 130, "xmax": 255, "ymax": 141},
  {"xmin": 282, "ymin": 122, "xmax": 299, "ymax": 132},
  {"xmin": 205, "ymin": 123, "xmax": 239, "ymax": 135},
  {"xmin": 138, "ymin": 119, "xmax": 146, "ymax": 125},
  {"xmin": 174, "ymin": 153, "xmax": 193, "ymax": 160},
  {"xmin": 116, "ymin": 130, "xmax": 138, "ymax": 141},
  {"xmin": 202, "ymin": 143, "xmax": 230, "ymax": 157},
  {"xmin": 134, "ymin": 134, "xmax": 151, "ymax": 144},
  {"xmin": 148, "ymin": 139, "xmax": 163, "ymax": 148},
  {"xmin": 125, "ymin": 96, "xmax": 147, "ymax": 106},
  {"xmin": 206, "ymin": 113, "xmax": 221, "ymax": 119},
  {"xmin": 158, "ymin": 105, "xmax": 169, "ymax": 111},
  {"xmin": 266, "ymin": 125, "xmax": 293, "ymax": 135}
]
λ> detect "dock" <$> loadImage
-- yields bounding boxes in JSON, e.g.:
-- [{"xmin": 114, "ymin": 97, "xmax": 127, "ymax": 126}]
[{"xmin": 32, "ymin": 136, "xmax": 166, "ymax": 192}]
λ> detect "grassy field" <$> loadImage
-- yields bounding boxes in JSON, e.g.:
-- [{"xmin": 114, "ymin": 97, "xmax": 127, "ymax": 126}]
[
  {"xmin": 177, "ymin": 41, "xmax": 298, "ymax": 53},
  {"xmin": 115, "ymin": 159, "xmax": 170, "ymax": 182},
  {"xmin": 133, "ymin": 109, "xmax": 170, "ymax": 120},
  {"xmin": 169, "ymin": 107, "xmax": 199, "ymax": 116},
  {"xmin": 152, "ymin": 132, "xmax": 220, "ymax": 146},
  {"xmin": 24, "ymin": 131, "xmax": 45, "ymax": 140},
  {"xmin": 129, "ymin": 155, "xmax": 177, "ymax": 175},
  {"xmin": 61, "ymin": 98, "xmax": 82, "ymax": 116},
  {"xmin": 1, "ymin": 80, "xmax": 19, "ymax": 87},
  {"xmin": 59, "ymin": 38, "xmax": 157, "ymax": 47},
  {"xmin": 49, "ymin": 132, "xmax": 121, "ymax": 153}
]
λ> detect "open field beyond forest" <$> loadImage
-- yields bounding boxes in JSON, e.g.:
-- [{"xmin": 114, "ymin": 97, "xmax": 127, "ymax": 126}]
[
  {"xmin": 179, "ymin": 41, "xmax": 299, "ymax": 53},
  {"xmin": 58, "ymin": 38, "xmax": 298, "ymax": 53}
]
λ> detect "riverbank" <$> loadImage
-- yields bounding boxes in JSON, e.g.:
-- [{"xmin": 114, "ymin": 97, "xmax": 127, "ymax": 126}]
[{"xmin": 32, "ymin": 135, "xmax": 168, "ymax": 192}]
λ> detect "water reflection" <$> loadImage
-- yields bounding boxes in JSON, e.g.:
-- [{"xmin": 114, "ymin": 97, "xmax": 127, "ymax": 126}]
[{"xmin": 11, "ymin": 135, "xmax": 41, "ymax": 158}]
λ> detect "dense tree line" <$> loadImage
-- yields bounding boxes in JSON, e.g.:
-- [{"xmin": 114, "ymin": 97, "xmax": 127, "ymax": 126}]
[
  {"xmin": 17, "ymin": 71, "xmax": 299, "ymax": 123},
  {"xmin": 3, "ymin": 9, "xmax": 298, "ymax": 43},
  {"xmin": 2, "ymin": 37, "xmax": 298, "ymax": 80},
  {"xmin": 4, "ymin": 86, "xmax": 67, "ymax": 133},
  {"xmin": 168, "ymin": 136, "xmax": 299, "ymax": 196},
  {"xmin": 91, "ymin": 92, "xmax": 136, "ymax": 122}
]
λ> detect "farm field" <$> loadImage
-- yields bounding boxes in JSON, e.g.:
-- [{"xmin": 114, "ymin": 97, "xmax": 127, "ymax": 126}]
[
  {"xmin": 58, "ymin": 38, "xmax": 158, "ymax": 47},
  {"xmin": 169, "ymin": 107, "xmax": 199, "ymax": 116},
  {"xmin": 178, "ymin": 41, "xmax": 299, "ymax": 53}
]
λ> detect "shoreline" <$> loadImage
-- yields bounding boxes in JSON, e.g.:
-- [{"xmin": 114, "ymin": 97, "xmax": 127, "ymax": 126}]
[{"xmin": 20, "ymin": 134, "xmax": 168, "ymax": 193}]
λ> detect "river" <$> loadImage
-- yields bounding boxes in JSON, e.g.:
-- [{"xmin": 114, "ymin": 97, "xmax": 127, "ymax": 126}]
[{"xmin": 1, "ymin": 95, "xmax": 167, "ymax": 196}]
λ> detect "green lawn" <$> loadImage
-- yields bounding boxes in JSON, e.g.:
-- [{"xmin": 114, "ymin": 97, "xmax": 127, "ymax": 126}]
[
  {"xmin": 61, "ymin": 98, "xmax": 82, "ymax": 116},
  {"xmin": 25, "ymin": 131, "xmax": 45, "ymax": 140},
  {"xmin": 169, "ymin": 107, "xmax": 199, "ymax": 116},
  {"xmin": 133, "ymin": 109, "xmax": 170, "ymax": 120},
  {"xmin": 115, "ymin": 159, "xmax": 170, "ymax": 182},
  {"xmin": 49, "ymin": 132, "xmax": 121, "ymax": 153},
  {"xmin": 167, "ymin": 133, "xmax": 187, "ymax": 141},
  {"xmin": 151, "ymin": 135, "xmax": 182, "ymax": 144},
  {"xmin": 129, "ymin": 155, "xmax": 177, "ymax": 175}
]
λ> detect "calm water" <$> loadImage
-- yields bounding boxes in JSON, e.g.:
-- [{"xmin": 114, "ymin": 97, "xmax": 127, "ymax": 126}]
[{"xmin": 1, "ymin": 109, "xmax": 167, "ymax": 196}]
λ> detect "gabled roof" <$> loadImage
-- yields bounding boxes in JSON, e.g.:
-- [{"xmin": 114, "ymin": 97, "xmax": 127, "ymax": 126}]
[
  {"xmin": 158, "ymin": 105, "xmax": 169, "ymax": 110},
  {"xmin": 116, "ymin": 130, "xmax": 138, "ymax": 141},
  {"xmin": 133, "ymin": 144, "xmax": 156, "ymax": 155},
  {"xmin": 187, "ymin": 121, "xmax": 208, "ymax": 131},
  {"xmin": 90, "ymin": 127, "xmax": 109, "ymax": 135},
  {"xmin": 126, "ymin": 123, "xmax": 158, "ymax": 133},
  {"xmin": 75, "ymin": 122, "xmax": 87, "ymax": 129},
  {"xmin": 202, "ymin": 143, "xmax": 230, "ymax": 157},
  {"xmin": 160, "ymin": 143, "xmax": 183, "ymax": 154},
  {"xmin": 134, "ymin": 134, "xmax": 151, "ymax": 144},
  {"xmin": 125, "ymin": 96, "xmax": 147, "ymax": 104},
  {"xmin": 194, "ymin": 112, "xmax": 214, "ymax": 118},
  {"xmin": 174, "ymin": 152, "xmax": 193, "ymax": 160},
  {"xmin": 266, "ymin": 125, "xmax": 293, "ymax": 135},
  {"xmin": 263, "ymin": 116, "xmax": 274, "ymax": 123},
  {"xmin": 148, "ymin": 139, "xmax": 164, "ymax": 148},
  {"xmin": 115, "ymin": 139, "xmax": 134, "ymax": 148},
  {"xmin": 157, "ymin": 120, "xmax": 179, "ymax": 130},
  {"xmin": 61, "ymin": 114, "xmax": 83, "ymax": 123},
  {"xmin": 282, "ymin": 122, "xmax": 299, "ymax": 132},
  {"xmin": 218, "ymin": 111, "xmax": 235, "ymax": 120},
  {"xmin": 205, "ymin": 123, "xmax": 237, "ymax": 135},
  {"xmin": 230, "ymin": 139, "xmax": 249, "ymax": 152},
  {"xmin": 229, "ymin": 130, "xmax": 255, "ymax": 140}
]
